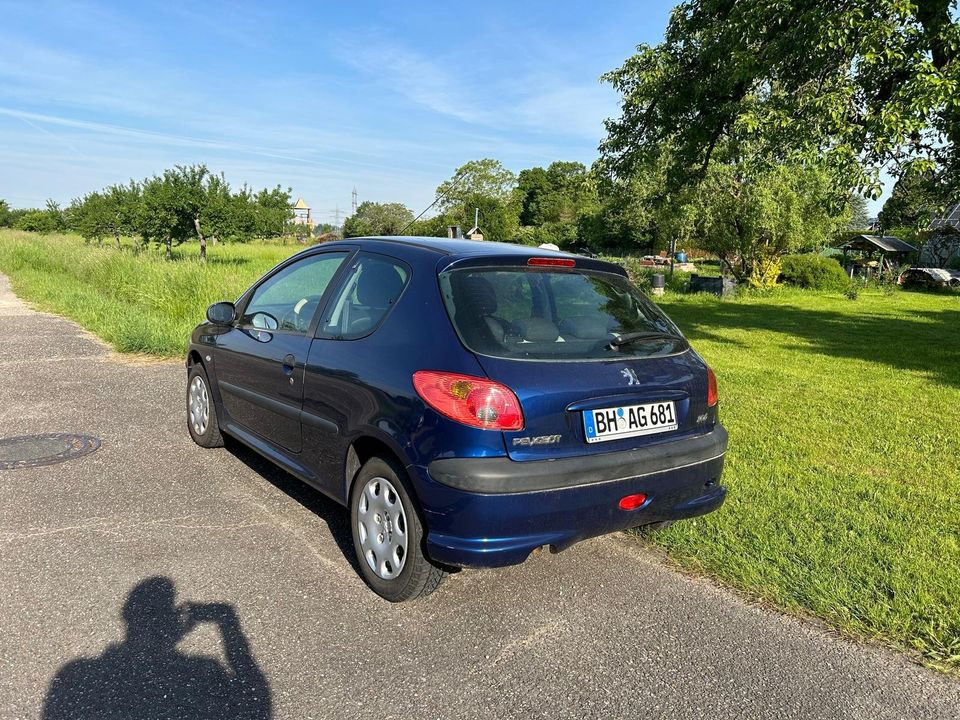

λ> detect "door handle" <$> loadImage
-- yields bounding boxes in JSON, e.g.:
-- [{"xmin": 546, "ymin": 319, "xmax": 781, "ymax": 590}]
[{"xmin": 282, "ymin": 354, "xmax": 296, "ymax": 376}]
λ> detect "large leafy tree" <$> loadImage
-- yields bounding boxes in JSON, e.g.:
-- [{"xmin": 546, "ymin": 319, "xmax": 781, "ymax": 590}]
[
  {"xmin": 601, "ymin": 0, "xmax": 960, "ymax": 196},
  {"xmin": 694, "ymin": 158, "xmax": 850, "ymax": 284},
  {"xmin": 433, "ymin": 159, "xmax": 519, "ymax": 241},
  {"xmin": 69, "ymin": 192, "xmax": 112, "ymax": 245},
  {"xmin": 342, "ymin": 201, "xmax": 413, "ymax": 238},
  {"xmin": 516, "ymin": 162, "xmax": 599, "ymax": 246},
  {"xmin": 163, "ymin": 165, "xmax": 234, "ymax": 261},
  {"xmin": 251, "ymin": 186, "xmax": 294, "ymax": 240},
  {"xmin": 436, "ymin": 159, "xmax": 516, "ymax": 210},
  {"xmin": 69, "ymin": 183, "xmax": 141, "ymax": 247},
  {"xmin": 878, "ymin": 170, "xmax": 950, "ymax": 230},
  {"xmin": 139, "ymin": 173, "xmax": 186, "ymax": 258},
  {"xmin": 0, "ymin": 199, "xmax": 11, "ymax": 227}
]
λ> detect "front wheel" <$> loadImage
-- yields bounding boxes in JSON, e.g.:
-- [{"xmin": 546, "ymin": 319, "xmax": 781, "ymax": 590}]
[
  {"xmin": 186, "ymin": 365, "xmax": 224, "ymax": 448},
  {"xmin": 350, "ymin": 457, "xmax": 445, "ymax": 601}
]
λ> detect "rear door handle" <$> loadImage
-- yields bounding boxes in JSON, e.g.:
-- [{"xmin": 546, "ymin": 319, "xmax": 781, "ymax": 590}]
[{"xmin": 282, "ymin": 354, "xmax": 296, "ymax": 376}]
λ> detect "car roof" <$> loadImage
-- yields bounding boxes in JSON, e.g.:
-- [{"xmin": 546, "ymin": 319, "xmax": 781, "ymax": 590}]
[
  {"xmin": 318, "ymin": 236, "xmax": 566, "ymax": 256},
  {"xmin": 307, "ymin": 236, "xmax": 622, "ymax": 274}
]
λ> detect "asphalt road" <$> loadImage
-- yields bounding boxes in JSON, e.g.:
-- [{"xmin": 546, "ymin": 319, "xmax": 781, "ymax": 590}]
[{"xmin": 0, "ymin": 273, "xmax": 957, "ymax": 720}]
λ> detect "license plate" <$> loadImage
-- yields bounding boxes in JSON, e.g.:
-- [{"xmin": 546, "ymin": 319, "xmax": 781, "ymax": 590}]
[{"xmin": 583, "ymin": 401, "xmax": 678, "ymax": 443}]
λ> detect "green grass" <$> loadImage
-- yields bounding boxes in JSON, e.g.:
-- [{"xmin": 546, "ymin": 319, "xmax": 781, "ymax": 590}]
[
  {"xmin": 0, "ymin": 231, "xmax": 299, "ymax": 355},
  {"xmin": 1, "ymin": 230, "xmax": 958, "ymax": 669},
  {"xmin": 653, "ymin": 289, "xmax": 960, "ymax": 670}
]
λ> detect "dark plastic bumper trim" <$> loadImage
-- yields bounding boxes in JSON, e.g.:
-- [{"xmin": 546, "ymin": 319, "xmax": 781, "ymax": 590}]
[{"xmin": 428, "ymin": 425, "xmax": 727, "ymax": 494}]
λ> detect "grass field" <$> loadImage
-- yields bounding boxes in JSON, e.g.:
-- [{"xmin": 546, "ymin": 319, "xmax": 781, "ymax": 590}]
[
  {"xmin": 1, "ymin": 230, "xmax": 958, "ymax": 669},
  {"xmin": 0, "ymin": 231, "xmax": 296, "ymax": 355}
]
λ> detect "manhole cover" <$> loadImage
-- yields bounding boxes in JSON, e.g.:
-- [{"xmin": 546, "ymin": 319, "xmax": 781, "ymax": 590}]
[{"xmin": 0, "ymin": 433, "xmax": 101, "ymax": 470}]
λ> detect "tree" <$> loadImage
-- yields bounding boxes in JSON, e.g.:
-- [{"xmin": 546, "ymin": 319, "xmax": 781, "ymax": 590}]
[
  {"xmin": 0, "ymin": 200, "xmax": 11, "ymax": 227},
  {"xmin": 847, "ymin": 193, "xmax": 872, "ymax": 231},
  {"xmin": 139, "ymin": 174, "xmax": 185, "ymax": 259},
  {"xmin": 515, "ymin": 162, "xmax": 599, "ymax": 246},
  {"xmin": 402, "ymin": 214, "xmax": 449, "ymax": 238},
  {"xmin": 69, "ymin": 192, "xmax": 112, "ymax": 244},
  {"xmin": 251, "ymin": 186, "xmax": 293, "ymax": 240},
  {"xmin": 14, "ymin": 201, "xmax": 65, "ymax": 234},
  {"xmin": 694, "ymin": 159, "xmax": 849, "ymax": 285},
  {"xmin": 162, "ymin": 165, "xmax": 233, "ymax": 261},
  {"xmin": 432, "ymin": 160, "xmax": 520, "ymax": 242},
  {"xmin": 68, "ymin": 185, "xmax": 139, "ymax": 248},
  {"xmin": 342, "ymin": 201, "xmax": 413, "ymax": 238},
  {"xmin": 601, "ymin": 1, "xmax": 960, "ymax": 198},
  {"xmin": 878, "ymin": 170, "xmax": 949, "ymax": 232},
  {"xmin": 436, "ymin": 159, "xmax": 517, "ymax": 211}
]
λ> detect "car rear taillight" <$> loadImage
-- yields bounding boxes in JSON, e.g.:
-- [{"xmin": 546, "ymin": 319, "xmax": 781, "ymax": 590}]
[
  {"xmin": 707, "ymin": 367, "xmax": 718, "ymax": 407},
  {"xmin": 413, "ymin": 371, "xmax": 524, "ymax": 431}
]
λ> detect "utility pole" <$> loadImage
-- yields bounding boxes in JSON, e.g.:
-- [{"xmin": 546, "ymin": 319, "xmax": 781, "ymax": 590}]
[
  {"xmin": 351, "ymin": 186, "xmax": 358, "ymax": 214},
  {"xmin": 331, "ymin": 205, "xmax": 341, "ymax": 227}
]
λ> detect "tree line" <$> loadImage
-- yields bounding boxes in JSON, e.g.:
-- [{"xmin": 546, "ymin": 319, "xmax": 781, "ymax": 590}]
[{"xmin": 0, "ymin": 165, "xmax": 295, "ymax": 260}]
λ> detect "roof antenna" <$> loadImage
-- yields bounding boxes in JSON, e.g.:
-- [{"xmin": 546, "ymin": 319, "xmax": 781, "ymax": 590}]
[{"xmin": 398, "ymin": 168, "xmax": 468, "ymax": 236}]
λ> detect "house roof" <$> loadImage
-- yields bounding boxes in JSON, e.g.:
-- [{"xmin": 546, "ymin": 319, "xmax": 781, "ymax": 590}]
[
  {"xmin": 840, "ymin": 234, "xmax": 918, "ymax": 253},
  {"xmin": 292, "ymin": 197, "xmax": 310, "ymax": 210},
  {"xmin": 930, "ymin": 202, "xmax": 960, "ymax": 229}
]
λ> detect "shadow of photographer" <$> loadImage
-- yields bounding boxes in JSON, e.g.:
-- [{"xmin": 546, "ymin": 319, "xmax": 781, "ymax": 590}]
[{"xmin": 43, "ymin": 576, "xmax": 271, "ymax": 719}]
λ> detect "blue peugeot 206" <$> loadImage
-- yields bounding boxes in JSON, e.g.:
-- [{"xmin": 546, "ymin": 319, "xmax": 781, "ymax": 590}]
[{"xmin": 186, "ymin": 237, "xmax": 728, "ymax": 601}]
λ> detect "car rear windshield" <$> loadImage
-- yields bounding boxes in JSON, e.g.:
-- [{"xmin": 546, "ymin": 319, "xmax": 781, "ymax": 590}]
[{"xmin": 439, "ymin": 266, "xmax": 688, "ymax": 361}]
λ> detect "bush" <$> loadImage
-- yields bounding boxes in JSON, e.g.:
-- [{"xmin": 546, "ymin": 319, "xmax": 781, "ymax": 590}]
[
  {"xmin": 14, "ymin": 210, "xmax": 61, "ymax": 234},
  {"xmin": 780, "ymin": 254, "xmax": 850, "ymax": 291}
]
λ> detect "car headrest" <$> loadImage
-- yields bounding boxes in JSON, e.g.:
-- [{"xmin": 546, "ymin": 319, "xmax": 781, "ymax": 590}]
[
  {"xmin": 453, "ymin": 274, "xmax": 498, "ymax": 315},
  {"xmin": 513, "ymin": 317, "xmax": 559, "ymax": 342},
  {"xmin": 356, "ymin": 262, "xmax": 404, "ymax": 307},
  {"xmin": 559, "ymin": 315, "xmax": 610, "ymax": 340}
]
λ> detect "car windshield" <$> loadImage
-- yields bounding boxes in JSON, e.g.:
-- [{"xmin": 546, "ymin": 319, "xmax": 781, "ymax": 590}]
[{"xmin": 439, "ymin": 266, "xmax": 687, "ymax": 360}]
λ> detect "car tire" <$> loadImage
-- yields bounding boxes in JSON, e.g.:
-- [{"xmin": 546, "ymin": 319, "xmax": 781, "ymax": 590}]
[
  {"xmin": 637, "ymin": 520, "xmax": 673, "ymax": 534},
  {"xmin": 350, "ymin": 456, "xmax": 446, "ymax": 602},
  {"xmin": 186, "ymin": 364, "xmax": 224, "ymax": 448}
]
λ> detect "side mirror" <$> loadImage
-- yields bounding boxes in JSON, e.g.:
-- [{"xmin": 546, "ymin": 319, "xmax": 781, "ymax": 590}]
[{"xmin": 206, "ymin": 301, "xmax": 236, "ymax": 325}]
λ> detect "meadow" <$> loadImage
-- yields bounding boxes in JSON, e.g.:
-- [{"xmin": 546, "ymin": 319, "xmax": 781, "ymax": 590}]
[{"xmin": 1, "ymin": 230, "xmax": 957, "ymax": 669}]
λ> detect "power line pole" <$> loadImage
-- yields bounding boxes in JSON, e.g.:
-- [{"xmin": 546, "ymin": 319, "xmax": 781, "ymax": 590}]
[{"xmin": 351, "ymin": 186, "xmax": 358, "ymax": 214}]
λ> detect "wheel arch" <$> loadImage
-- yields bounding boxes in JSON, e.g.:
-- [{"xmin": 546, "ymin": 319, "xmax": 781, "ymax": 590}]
[
  {"xmin": 344, "ymin": 433, "xmax": 412, "ymax": 503},
  {"xmin": 186, "ymin": 348, "xmax": 204, "ymax": 370}
]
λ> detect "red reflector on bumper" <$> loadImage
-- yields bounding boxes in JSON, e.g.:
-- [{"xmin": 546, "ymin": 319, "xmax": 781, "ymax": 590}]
[{"xmin": 619, "ymin": 493, "xmax": 648, "ymax": 510}]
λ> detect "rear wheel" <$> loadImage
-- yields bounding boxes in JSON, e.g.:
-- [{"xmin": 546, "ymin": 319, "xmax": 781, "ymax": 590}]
[
  {"xmin": 186, "ymin": 365, "xmax": 224, "ymax": 448},
  {"xmin": 350, "ymin": 457, "xmax": 445, "ymax": 601}
]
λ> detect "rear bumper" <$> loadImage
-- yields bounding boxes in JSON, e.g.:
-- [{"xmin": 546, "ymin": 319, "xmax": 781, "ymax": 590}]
[{"xmin": 413, "ymin": 426, "xmax": 728, "ymax": 568}]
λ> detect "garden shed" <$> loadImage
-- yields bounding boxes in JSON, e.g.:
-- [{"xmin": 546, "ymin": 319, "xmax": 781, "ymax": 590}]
[{"xmin": 839, "ymin": 234, "xmax": 918, "ymax": 276}]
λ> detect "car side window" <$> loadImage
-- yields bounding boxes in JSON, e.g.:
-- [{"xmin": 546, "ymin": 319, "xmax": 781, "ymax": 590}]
[
  {"xmin": 240, "ymin": 252, "xmax": 349, "ymax": 334},
  {"xmin": 321, "ymin": 253, "xmax": 409, "ymax": 339}
]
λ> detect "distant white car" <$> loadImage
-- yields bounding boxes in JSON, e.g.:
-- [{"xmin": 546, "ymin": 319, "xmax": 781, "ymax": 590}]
[{"xmin": 898, "ymin": 267, "xmax": 960, "ymax": 289}]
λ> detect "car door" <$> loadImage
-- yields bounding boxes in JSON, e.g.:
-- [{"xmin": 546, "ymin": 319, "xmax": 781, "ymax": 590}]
[
  {"xmin": 300, "ymin": 252, "xmax": 411, "ymax": 495},
  {"xmin": 215, "ymin": 250, "xmax": 351, "ymax": 453}
]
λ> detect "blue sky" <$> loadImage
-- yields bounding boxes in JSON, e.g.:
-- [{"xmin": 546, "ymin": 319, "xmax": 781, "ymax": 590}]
[
  {"xmin": 0, "ymin": 0, "xmax": 681, "ymax": 222},
  {"xmin": 2, "ymin": 1, "xmax": 887, "ymax": 221}
]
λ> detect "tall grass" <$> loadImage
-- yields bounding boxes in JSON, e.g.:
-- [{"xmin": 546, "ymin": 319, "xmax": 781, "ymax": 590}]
[{"xmin": 0, "ymin": 231, "xmax": 297, "ymax": 355}]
